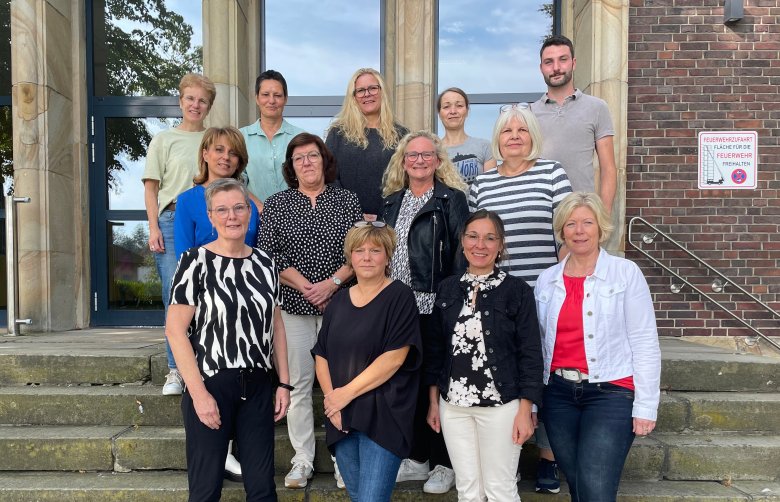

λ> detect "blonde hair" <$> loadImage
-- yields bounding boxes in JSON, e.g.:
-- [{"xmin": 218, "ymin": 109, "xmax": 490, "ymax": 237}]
[
  {"xmin": 343, "ymin": 224, "xmax": 398, "ymax": 276},
  {"xmin": 552, "ymin": 192, "xmax": 614, "ymax": 244},
  {"xmin": 491, "ymin": 106, "xmax": 543, "ymax": 162},
  {"xmin": 178, "ymin": 73, "xmax": 216, "ymax": 107},
  {"xmin": 328, "ymin": 68, "xmax": 403, "ymax": 150},
  {"xmin": 381, "ymin": 130, "xmax": 468, "ymax": 197},
  {"xmin": 195, "ymin": 127, "xmax": 249, "ymax": 185}
]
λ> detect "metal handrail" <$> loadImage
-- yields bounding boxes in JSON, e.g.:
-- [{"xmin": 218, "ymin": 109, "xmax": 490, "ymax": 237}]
[
  {"xmin": 5, "ymin": 196, "xmax": 32, "ymax": 335},
  {"xmin": 628, "ymin": 216, "xmax": 780, "ymax": 352}
]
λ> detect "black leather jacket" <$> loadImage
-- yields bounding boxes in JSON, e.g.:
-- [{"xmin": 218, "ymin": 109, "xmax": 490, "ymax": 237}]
[
  {"xmin": 381, "ymin": 180, "xmax": 469, "ymax": 293},
  {"xmin": 425, "ymin": 272, "xmax": 544, "ymax": 406}
]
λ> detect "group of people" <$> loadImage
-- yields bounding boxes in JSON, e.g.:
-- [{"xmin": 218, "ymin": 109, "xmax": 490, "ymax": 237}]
[{"xmin": 143, "ymin": 35, "xmax": 661, "ymax": 502}]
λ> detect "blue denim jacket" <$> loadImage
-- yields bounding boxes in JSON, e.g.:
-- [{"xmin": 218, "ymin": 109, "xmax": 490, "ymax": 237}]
[{"xmin": 426, "ymin": 272, "xmax": 544, "ymax": 406}]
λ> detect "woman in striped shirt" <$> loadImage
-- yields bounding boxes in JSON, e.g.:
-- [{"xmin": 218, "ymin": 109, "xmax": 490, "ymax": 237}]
[{"xmin": 468, "ymin": 103, "xmax": 572, "ymax": 288}]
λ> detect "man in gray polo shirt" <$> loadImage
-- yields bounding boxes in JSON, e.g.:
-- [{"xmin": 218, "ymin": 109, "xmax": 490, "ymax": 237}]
[{"xmin": 530, "ymin": 35, "xmax": 617, "ymax": 214}]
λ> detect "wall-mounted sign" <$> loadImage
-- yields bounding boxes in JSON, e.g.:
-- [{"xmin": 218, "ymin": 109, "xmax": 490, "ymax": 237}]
[{"xmin": 698, "ymin": 131, "xmax": 758, "ymax": 189}]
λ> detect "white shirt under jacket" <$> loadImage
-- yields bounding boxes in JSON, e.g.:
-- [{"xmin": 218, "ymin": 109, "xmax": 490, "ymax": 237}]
[{"xmin": 534, "ymin": 248, "xmax": 662, "ymax": 421}]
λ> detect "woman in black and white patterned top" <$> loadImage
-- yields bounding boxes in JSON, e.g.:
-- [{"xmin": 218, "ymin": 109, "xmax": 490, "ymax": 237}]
[
  {"xmin": 167, "ymin": 178, "xmax": 291, "ymax": 501},
  {"xmin": 426, "ymin": 210, "xmax": 543, "ymax": 501},
  {"xmin": 258, "ymin": 132, "xmax": 363, "ymax": 489},
  {"xmin": 380, "ymin": 130, "xmax": 469, "ymax": 492}
]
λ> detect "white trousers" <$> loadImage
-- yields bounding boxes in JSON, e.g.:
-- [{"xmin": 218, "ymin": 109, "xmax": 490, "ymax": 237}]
[
  {"xmin": 282, "ymin": 312, "xmax": 321, "ymax": 466},
  {"xmin": 440, "ymin": 398, "xmax": 522, "ymax": 502}
]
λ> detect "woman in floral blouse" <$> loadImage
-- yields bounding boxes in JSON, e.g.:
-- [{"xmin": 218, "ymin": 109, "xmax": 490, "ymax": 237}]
[{"xmin": 425, "ymin": 209, "xmax": 543, "ymax": 501}]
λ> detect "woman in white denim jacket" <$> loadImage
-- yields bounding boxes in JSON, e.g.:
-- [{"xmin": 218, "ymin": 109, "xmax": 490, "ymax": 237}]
[{"xmin": 534, "ymin": 192, "xmax": 660, "ymax": 502}]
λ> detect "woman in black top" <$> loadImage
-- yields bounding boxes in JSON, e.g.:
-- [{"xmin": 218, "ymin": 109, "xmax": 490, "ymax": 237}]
[
  {"xmin": 380, "ymin": 130, "xmax": 469, "ymax": 493},
  {"xmin": 259, "ymin": 132, "xmax": 362, "ymax": 489},
  {"xmin": 426, "ymin": 209, "xmax": 543, "ymax": 501},
  {"xmin": 166, "ymin": 178, "xmax": 291, "ymax": 502},
  {"xmin": 312, "ymin": 222, "xmax": 422, "ymax": 502}
]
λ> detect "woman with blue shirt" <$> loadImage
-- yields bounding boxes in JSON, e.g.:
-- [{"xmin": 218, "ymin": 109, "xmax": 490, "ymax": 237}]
[
  {"xmin": 174, "ymin": 127, "xmax": 260, "ymax": 259},
  {"xmin": 534, "ymin": 192, "xmax": 661, "ymax": 502}
]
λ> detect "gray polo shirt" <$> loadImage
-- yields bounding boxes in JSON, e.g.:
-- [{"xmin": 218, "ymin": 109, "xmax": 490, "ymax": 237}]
[{"xmin": 530, "ymin": 89, "xmax": 614, "ymax": 193}]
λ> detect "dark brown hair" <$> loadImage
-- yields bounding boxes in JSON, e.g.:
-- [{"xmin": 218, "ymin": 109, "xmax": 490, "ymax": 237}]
[
  {"xmin": 460, "ymin": 209, "xmax": 508, "ymax": 264},
  {"xmin": 282, "ymin": 133, "xmax": 338, "ymax": 189}
]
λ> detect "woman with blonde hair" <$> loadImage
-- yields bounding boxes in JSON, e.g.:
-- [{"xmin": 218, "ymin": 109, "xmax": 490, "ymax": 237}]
[
  {"xmin": 326, "ymin": 68, "xmax": 408, "ymax": 220},
  {"xmin": 380, "ymin": 130, "xmax": 469, "ymax": 494}
]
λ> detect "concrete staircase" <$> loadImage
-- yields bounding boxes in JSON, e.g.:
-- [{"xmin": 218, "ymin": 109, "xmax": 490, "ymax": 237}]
[{"xmin": 0, "ymin": 330, "xmax": 778, "ymax": 501}]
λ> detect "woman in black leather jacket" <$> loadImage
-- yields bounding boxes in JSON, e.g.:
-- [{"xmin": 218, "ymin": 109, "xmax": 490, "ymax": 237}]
[
  {"xmin": 426, "ymin": 209, "xmax": 543, "ymax": 501},
  {"xmin": 379, "ymin": 130, "xmax": 468, "ymax": 493}
]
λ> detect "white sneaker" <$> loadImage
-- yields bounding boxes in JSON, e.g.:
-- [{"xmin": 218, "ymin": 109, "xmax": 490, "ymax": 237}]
[
  {"xmin": 162, "ymin": 369, "xmax": 182, "ymax": 395},
  {"xmin": 224, "ymin": 451, "xmax": 242, "ymax": 482},
  {"xmin": 423, "ymin": 464, "xmax": 456, "ymax": 494},
  {"xmin": 396, "ymin": 459, "xmax": 430, "ymax": 482},
  {"xmin": 284, "ymin": 461, "xmax": 313, "ymax": 489},
  {"xmin": 333, "ymin": 458, "xmax": 345, "ymax": 489}
]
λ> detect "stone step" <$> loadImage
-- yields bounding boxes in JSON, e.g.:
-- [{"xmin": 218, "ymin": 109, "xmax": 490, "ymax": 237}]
[
  {"xmin": 3, "ymin": 425, "xmax": 779, "ymax": 482},
  {"xmin": 3, "ymin": 384, "xmax": 780, "ymax": 435},
  {"xmin": 0, "ymin": 472, "xmax": 777, "ymax": 501}
]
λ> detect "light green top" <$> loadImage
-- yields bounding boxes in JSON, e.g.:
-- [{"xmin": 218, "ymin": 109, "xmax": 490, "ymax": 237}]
[
  {"xmin": 240, "ymin": 119, "xmax": 305, "ymax": 202},
  {"xmin": 142, "ymin": 128, "xmax": 204, "ymax": 215}
]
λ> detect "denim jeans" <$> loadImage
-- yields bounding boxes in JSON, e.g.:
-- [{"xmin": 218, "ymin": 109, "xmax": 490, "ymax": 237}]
[
  {"xmin": 541, "ymin": 374, "xmax": 635, "ymax": 502},
  {"xmin": 334, "ymin": 432, "xmax": 402, "ymax": 502},
  {"xmin": 153, "ymin": 209, "xmax": 178, "ymax": 369}
]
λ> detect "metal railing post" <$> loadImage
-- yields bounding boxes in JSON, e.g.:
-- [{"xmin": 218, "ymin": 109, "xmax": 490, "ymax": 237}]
[{"xmin": 6, "ymin": 196, "xmax": 32, "ymax": 335}]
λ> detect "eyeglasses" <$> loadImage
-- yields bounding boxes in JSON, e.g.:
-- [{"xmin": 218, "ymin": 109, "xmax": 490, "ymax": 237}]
[
  {"xmin": 463, "ymin": 232, "xmax": 500, "ymax": 245},
  {"xmin": 353, "ymin": 221, "xmax": 387, "ymax": 228},
  {"xmin": 353, "ymin": 85, "xmax": 381, "ymax": 98},
  {"xmin": 209, "ymin": 203, "xmax": 249, "ymax": 219},
  {"xmin": 404, "ymin": 151, "xmax": 436, "ymax": 163},
  {"xmin": 499, "ymin": 102, "xmax": 531, "ymax": 113},
  {"xmin": 292, "ymin": 151, "xmax": 322, "ymax": 165}
]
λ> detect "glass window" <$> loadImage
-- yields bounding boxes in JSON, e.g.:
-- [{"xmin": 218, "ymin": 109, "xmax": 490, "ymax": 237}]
[
  {"xmin": 0, "ymin": 0, "xmax": 10, "ymax": 96},
  {"xmin": 92, "ymin": 0, "xmax": 203, "ymax": 96},
  {"xmin": 264, "ymin": 0, "xmax": 381, "ymax": 96},
  {"xmin": 438, "ymin": 1, "xmax": 552, "ymax": 95},
  {"xmin": 0, "ymin": 105, "xmax": 11, "ymax": 196},
  {"xmin": 109, "ymin": 220, "xmax": 163, "ymax": 310}
]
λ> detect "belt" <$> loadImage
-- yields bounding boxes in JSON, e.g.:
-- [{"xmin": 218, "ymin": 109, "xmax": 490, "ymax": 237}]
[
  {"xmin": 163, "ymin": 202, "xmax": 176, "ymax": 212},
  {"xmin": 554, "ymin": 368, "xmax": 589, "ymax": 383}
]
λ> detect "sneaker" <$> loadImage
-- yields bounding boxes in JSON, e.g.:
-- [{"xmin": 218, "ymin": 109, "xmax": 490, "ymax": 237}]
[
  {"xmin": 423, "ymin": 465, "xmax": 455, "ymax": 494},
  {"xmin": 535, "ymin": 458, "xmax": 561, "ymax": 494},
  {"xmin": 396, "ymin": 459, "xmax": 430, "ymax": 482},
  {"xmin": 333, "ymin": 459, "xmax": 345, "ymax": 489},
  {"xmin": 284, "ymin": 461, "xmax": 313, "ymax": 489},
  {"xmin": 224, "ymin": 451, "xmax": 242, "ymax": 482},
  {"xmin": 162, "ymin": 369, "xmax": 182, "ymax": 395}
]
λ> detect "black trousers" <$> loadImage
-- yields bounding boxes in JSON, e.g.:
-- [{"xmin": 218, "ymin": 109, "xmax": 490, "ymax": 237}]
[
  {"xmin": 409, "ymin": 313, "xmax": 452, "ymax": 468},
  {"xmin": 182, "ymin": 368, "xmax": 277, "ymax": 502}
]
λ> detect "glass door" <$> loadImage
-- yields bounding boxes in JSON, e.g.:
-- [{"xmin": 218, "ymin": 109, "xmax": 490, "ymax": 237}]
[{"xmin": 90, "ymin": 103, "xmax": 182, "ymax": 326}]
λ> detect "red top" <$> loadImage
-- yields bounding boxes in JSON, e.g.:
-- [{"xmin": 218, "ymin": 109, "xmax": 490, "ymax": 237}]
[{"xmin": 552, "ymin": 275, "xmax": 634, "ymax": 391}]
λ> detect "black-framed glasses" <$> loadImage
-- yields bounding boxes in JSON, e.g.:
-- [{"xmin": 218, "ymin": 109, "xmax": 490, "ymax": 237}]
[
  {"xmin": 353, "ymin": 221, "xmax": 387, "ymax": 228},
  {"xmin": 209, "ymin": 203, "xmax": 250, "ymax": 219},
  {"xmin": 404, "ymin": 151, "xmax": 436, "ymax": 163},
  {"xmin": 353, "ymin": 85, "xmax": 381, "ymax": 98},
  {"xmin": 499, "ymin": 102, "xmax": 531, "ymax": 114},
  {"xmin": 291, "ymin": 151, "xmax": 322, "ymax": 165}
]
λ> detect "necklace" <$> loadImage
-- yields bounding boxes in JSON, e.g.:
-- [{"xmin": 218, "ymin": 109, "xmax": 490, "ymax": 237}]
[{"xmin": 565, "ymin": 259, "xmax": 595, "ymax": 277}]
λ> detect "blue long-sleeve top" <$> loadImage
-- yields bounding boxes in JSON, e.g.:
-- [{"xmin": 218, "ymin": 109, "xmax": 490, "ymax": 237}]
[{"xmin": 174, "ymin": 184, "xmax": 260, "ymax": 259}]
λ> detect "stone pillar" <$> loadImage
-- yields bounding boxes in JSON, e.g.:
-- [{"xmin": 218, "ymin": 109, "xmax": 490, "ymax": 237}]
[
  {"xmin": 202, "ymin": 0, "xmax": 260, "ymax": 128},
  {"xmin": 11, "ymin": 0, "xmax": 89, "ymax": 331},
  {"xmin": 563, "ymin": 0, "xmax": 629, "ymax": 252},
  {"xmin": 384, "ymin": 0, "xmax": 436, "ymax": 132}
]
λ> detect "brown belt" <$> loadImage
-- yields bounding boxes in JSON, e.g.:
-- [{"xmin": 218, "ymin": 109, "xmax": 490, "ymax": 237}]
[{"xmin": 163, "ymin": 202, "xmax": 176, "ymax": 212}]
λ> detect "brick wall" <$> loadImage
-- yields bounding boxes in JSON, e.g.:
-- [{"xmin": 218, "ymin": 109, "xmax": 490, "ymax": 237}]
[{"xmin": 626, "ymin": 0, "xmax": 779, "ymax": 338}]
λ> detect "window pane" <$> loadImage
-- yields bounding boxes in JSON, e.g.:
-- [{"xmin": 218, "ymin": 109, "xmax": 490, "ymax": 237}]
[
  {"xmin": 106, "ymin": 117, "xmax": 180, "ymax": 210},
  {"xmin": 284, "ymin": 116, "xmax": 333, "ymax": 140},
  {"xmin": 0, "ymin": 105, "xmax": 11, "ymax": 196},
  {"xmin": 437, "ymin": 103, "xmax": 502, "ymax": 145},
  {"xmin": 92, "ymin": 0, "xmax": 203, "ymax": 96},
  {"xmin": 0, "ymin": 0, "xmax": 10, "ymax": 95},
  {"xmin": 109, "ymin": 220, "xmax": 163, "ymax": 310},
  {"xmin": 438, "ymin": 1, "xmax": 552, "ymax": 94},
  {"xmin": 264, "ymin": 0, "xmax": 381, "ymax": 96}
]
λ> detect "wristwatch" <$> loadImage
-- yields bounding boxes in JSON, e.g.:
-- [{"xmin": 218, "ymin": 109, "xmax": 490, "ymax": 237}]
[{"xmin": 331, "ymin": 277, "xmax": 342, "ymax": 286}]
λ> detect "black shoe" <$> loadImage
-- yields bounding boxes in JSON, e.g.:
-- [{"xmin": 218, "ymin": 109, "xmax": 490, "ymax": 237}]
[{"xmin": 535, "ymin": 458, "xmax": 561, "ymax": 494}]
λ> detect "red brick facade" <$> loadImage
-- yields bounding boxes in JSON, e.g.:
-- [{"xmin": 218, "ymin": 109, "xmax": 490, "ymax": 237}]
[{"xmin": 626, "ymin": 0, "xmax": 779, "ymax": 338}]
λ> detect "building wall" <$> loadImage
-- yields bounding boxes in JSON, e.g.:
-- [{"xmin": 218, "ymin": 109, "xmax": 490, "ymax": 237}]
[{"xmin": 625, "ymin": 0, "xmax": 780, "ymax": 338}]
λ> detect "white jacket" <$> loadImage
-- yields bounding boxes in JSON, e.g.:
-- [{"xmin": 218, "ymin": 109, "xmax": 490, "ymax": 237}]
[{"xmin": 534, "ymin": 248, "xmax": 661, "ymax": 421}]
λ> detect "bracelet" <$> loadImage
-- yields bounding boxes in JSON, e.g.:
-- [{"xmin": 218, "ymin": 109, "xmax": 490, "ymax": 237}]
[{"xmin": 278, "ymin": 382, "xmax": 295, "ymax": 391}]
